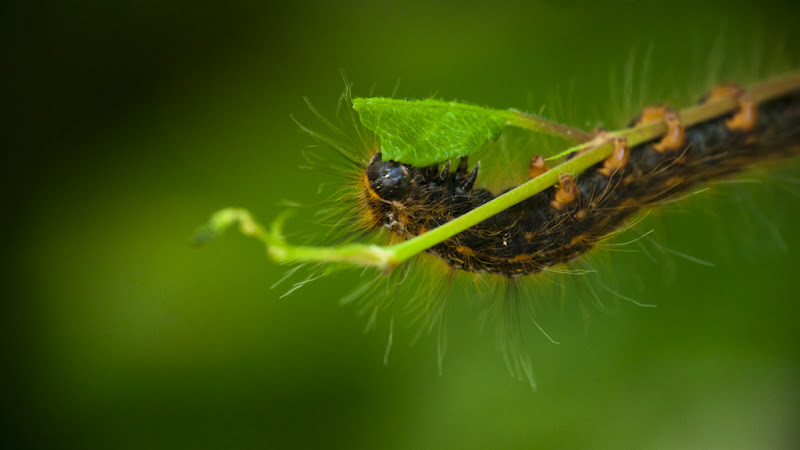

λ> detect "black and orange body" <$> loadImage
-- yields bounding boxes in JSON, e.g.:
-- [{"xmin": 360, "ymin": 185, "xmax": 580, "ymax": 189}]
[{"xmin": 362, "ymin": 90, "xmax": 800, "ymax": 278}]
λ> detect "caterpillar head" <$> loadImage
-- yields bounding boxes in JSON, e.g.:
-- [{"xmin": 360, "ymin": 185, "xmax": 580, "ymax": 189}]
[{"xmin": 366, "ymin": 153, "xmax": 417, "ymax": 201}]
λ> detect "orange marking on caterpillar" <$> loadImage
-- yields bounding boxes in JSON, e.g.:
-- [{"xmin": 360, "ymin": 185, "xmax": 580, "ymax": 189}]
[
  {"xmin": 569, "ymin": 234, "xmax": 587, "ymax": 247},
  {"xmin": 508, "ymin": 253, "xmax": 535, "ymax": 263},
  {"xmin": 636, "ymin": 105, "xmax": 670, "ymax": 124},
  {"xmin": 598, "ymin": 138, "xmax": 630, "ymax": 177},
  {"xmin": 551, "ymin": 174, "xmax": 580, "ymax": 210},
  {"xmin": 655, "ymin": 115, "xmax": 686, "ymax": 153},
  {"xmin": 396, "ymin": 211, "xmax": 410, "ymax": 226},
  {"xmin": 528, "ymin": 155, "xmax": 548, "ymax": 179},
  {"xmin": 636, "ymin": 105, "xmax": 686, "ymax": 153},
  {"xmin": 664, "ymin": 176, "xmax": 684, "ymax": 188},
  {"xmin": 619, "ymin": 197, "xmax": 639, "ymax": 209},
  {"xmin": 705, "ymin": 83, "xmax": 759, "ymax": 132},
  {"xmin": 363, "ymin": 173, "xmax": 383, "ymax": 202},
  {"xmin": 456, "ymin": 245, "xmax": 476, "ymax": 257}
]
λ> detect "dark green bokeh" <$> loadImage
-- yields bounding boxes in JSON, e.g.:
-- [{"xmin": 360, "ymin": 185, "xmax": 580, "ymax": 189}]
[{"xmin": 5, "ymin": 1, "xmax": 800, "ymax": 448}]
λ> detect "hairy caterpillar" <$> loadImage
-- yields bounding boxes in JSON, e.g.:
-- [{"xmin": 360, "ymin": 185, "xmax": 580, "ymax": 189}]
[
  {"xmin": 197, "ymin": 67, "xmax": 800, "ymax": 388},
  {"xmin": 362, "ymin": 88, "xmax": 800, "ymax": 277}
]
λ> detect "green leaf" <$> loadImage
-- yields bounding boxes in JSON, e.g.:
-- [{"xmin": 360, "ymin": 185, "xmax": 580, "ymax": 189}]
[{"xmin": 352, "ymin": 97, "xmax": 513, "ymax": 166}]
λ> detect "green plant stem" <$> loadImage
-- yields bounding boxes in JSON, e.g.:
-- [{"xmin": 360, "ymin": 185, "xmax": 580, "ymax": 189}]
[
  {"xmin": 201, "ymin": 69, "xmax": 800, "ymax": 272},
  {"xmin": 505, "ymin": 110, "xmax": 592, "ymax": 142}
]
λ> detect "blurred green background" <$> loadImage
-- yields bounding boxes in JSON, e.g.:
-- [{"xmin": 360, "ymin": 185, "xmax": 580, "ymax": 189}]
[{"xmin": 4, "ymin": 1, "xmax": 800, "ymax": 448}]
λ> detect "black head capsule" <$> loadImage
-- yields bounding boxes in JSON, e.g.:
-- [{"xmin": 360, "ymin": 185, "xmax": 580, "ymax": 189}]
[{"xmin": 366, "ymin": 153, "xmax": 416, "ymax": 201}]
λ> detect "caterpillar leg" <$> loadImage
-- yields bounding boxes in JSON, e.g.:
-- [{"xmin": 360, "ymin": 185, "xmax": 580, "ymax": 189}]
[
  {"xmin": 528, "ymin": 155, "xmax": 548, "ymax": 179},
  {"xmin": 598, "ymin": 138, "xmax": 631, "ymax": 177},
  {"xmin": 703, "ymin": 83, "xmax": 759, "ymax": 132},
  {"xmin": 551, "ymin": 174, "xmax": 581, "ymax": 210},
  {"xmin": 634, "ymin": 105, "xmax": 687, "ymax": 153}
]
